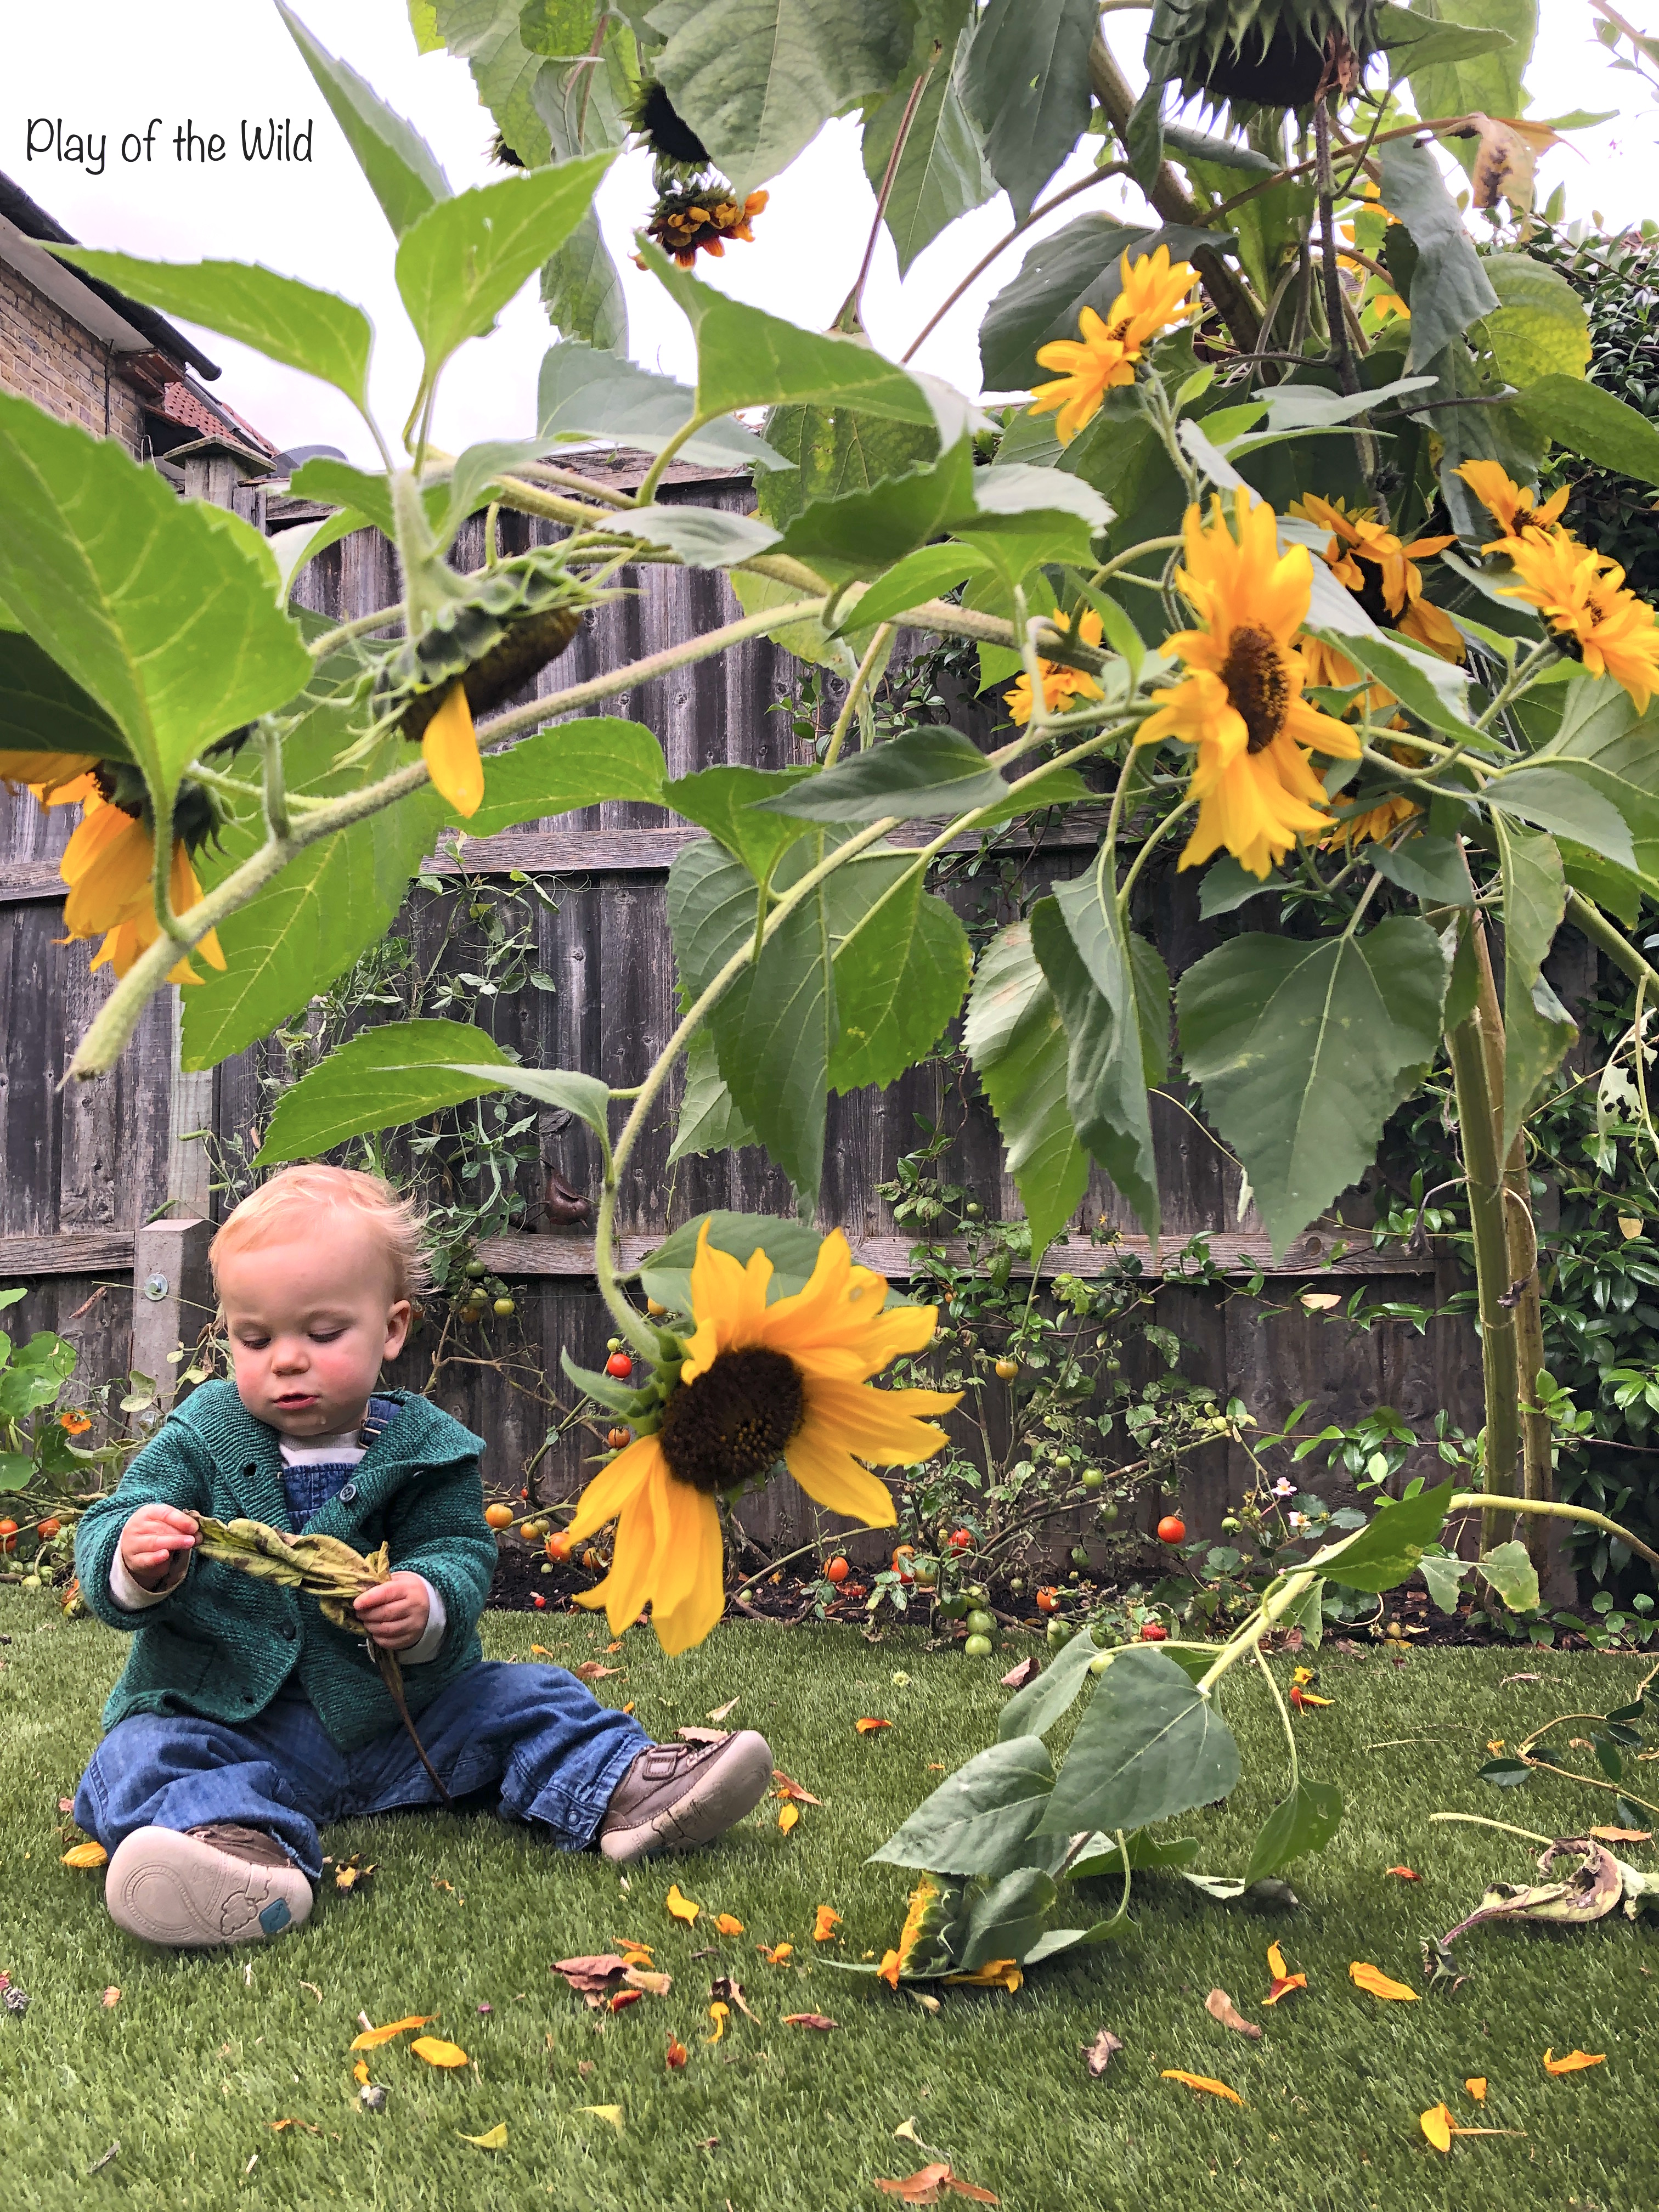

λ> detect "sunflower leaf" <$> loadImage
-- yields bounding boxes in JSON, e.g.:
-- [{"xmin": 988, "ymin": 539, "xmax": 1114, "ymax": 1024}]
[
  {"xmin": 1035, "ymin": 1646, "xmax": 1242, "ymax": 1839},
  {"xmin": 755, "ymin": 727, "xmax": 1010, "ymax": 826},
  {"xmin": 825, "ymin": 855, "xmax": 973, "ymax": 1094},
  {"xmin": 962, "ymin": 919, "xmax": 1089, "ymax": 1256},
  {"xmin": 961, "ymin": 0, "xmax": 1097, "ymax": 225},
  {"xmin": 1176, "ymin": 917, "xmax": 1450, "ymax": 1260},
  {"xmin": 870, "ymin": 1736, "xmax": 1058, "ymax": 1881},
  {"xmin": 864, "ymin": 21, "xmax": 995, "ymax": 275},
  {"xmin": 633, "ymin": 1210, "xmax": 825, "ymax": 1312},
  {"xmin": 255, "ymin": 1019, "xmax": 515, "ymax": 1162},
  {"xmin": 1241, "ymin": 1778, "xmax": 1344, "ymax": 1889},
  {"xmin": 1377, "ymin": 142, "xmax": 1499, "ymax": 370},
  {"xmin": 1491, "ymin": 817, "xmax": 1575, "ymax": 1159}
]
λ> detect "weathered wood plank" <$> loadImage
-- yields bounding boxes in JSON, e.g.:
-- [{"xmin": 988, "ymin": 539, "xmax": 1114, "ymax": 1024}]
[{"xmin": 0, "ymin": 1231, "xmax": 139, "ymax": 1276}]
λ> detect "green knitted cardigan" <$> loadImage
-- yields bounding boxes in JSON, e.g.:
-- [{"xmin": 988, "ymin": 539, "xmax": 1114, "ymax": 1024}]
[{"xmin": 75, "ymin": 1380, "xmax": 494, "ymax": 1751}]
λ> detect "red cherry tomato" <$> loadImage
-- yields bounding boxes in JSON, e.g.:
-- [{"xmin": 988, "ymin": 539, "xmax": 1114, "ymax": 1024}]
[
  {"xmin": 0, "ymin": 1519, "xmax": 19, "ymax": 1554},
  {"xmin": 825, "ymin": 1556, "xmax": 850, "ymax": 1584},
  {"xmin": 36, "ymin": 1519, "xmax": 61, "ymax": 1541},
  {"xmin": 533, "ymin": 1593, "xmax": 548, "ymax": 1609},
  {"xmin": 1036, "ymin": 1588, "xmax": 1059, "ymax": 1614},
  {"xmin": 947, "ymin": 1528, "xmax": 972, "ymax": 1551},
  {"xmin": 545, "ymin": 1532, "xmax": 573, "ymax": 1562},
  {"xmin": 605, "ymin": 1351, "xmax": 634, "ymax": 1379},
  {"xmin": 1140, "ymin": 1621, "xmax": 1169, "ymax": 1641},
  {"xmin": 607, "ymin": 1426, "xmax": 633, "ymax": 1450},
  {"xmin": 1156, "ymin": 1514, "xmax": 1187, "ymax": 1545}
]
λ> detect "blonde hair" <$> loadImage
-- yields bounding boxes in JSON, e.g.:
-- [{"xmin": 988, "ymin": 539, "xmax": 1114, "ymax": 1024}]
[{"xmin": 212, "ymin": 1165, "xmax": 432, "ymax": 1304}]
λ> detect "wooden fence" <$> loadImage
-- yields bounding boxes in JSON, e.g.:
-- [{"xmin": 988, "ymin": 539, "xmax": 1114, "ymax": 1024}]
[{"xmin": 0, "ymin": 453, "xmax": 1551, "ymax": 1556}]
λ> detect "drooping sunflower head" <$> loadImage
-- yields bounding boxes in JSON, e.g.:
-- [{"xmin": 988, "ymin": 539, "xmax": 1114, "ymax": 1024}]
[
  {"xmin": 627, "ymin": 77, "xmax": 712, "ymax": 173},
  {"xmin": 1143, "ymin": 0, "xmax": 1381, "ymax": 124},
  {"xmin": 1455, "ymin": 459, "xmax": 1570, "ymax": 545},
  {"xmin": 565, "ymin": 1226, "xmax": 960, "ymax": 1654},
  {"xmin": 1287, "ymin": 494, "xmax": 1464, "ymax": 660},
  {"xmin": 644, "ymin": 185, "xmax": 768, "ymax": 267},
  {"xmin": 0, "ymin": 752, "xmax": 101, "ymax": 804},
  {"xmin": 1496, "ymin": 532, "xmax": 1659, "ymax": 712}
]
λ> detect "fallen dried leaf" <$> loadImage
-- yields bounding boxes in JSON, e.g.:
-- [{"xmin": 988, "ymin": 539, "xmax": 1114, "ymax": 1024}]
[
  {"xmin": 782, "ymin": 2012, "xmax": 838, "ymax": 2030},
  {"xmin": 1420, "ymin": 2101, "xmax": 1454, "ymax": 2153},
  {"xmin": 333, "ymin": 1855, "xmax": 376, "ymax": 1894},
  {"xmin": 873, "ymin": 2163, "xmax": 998, "ymax": 2204},
  {"xmin": 707, "ymin": 1698, "xmax": 740, "ymax": 1722},
  {"xmin": 709, "ymin": 1975, "xmax": 757, "ymax": 2022},
  {"xmin": 665, "ymin": 1884, "xmax": 700, "ymax": 1925},
  {"xmin": 100, "ymin": 1987, "xmax": 120, "ymax": 2009},
  {"xmin": 1205, "ymin": 1988, "xmax": 1261, "ymax": 2040},
  {"xmin": 459, "ymin": 2123, "xmax": 507, "ymax": 2149},
  {"xmin": 57, "ymin": 1797, "xmax": 73, "ymax": 1814},
  {"xmin": 676, "ymin": 1726, "xmax": 729, "ymax": 1745},
  {"xmin": 87, "ymin": 2142, "xmax": 119, "ymax": 2174},
  {"xmin": 269, "ymin": 2119, "xmax": 321, "ymax": 2136},
  {"xmin": 1083, "ymin": 2028, "xmax": 1123, "ymax": 2077},
  {"xmin": 1350, "ymin": 1961, "xmax": 1418, "ymax": 2001},
  {"xmin": 579, "ymin": 2104, "xmax": 624, "ymax": 2132},
  {"xmin": 704, "ymin": 2002, "xmax": 729, "ymax": 2044},
  {"xmin": 349, "ymin": 2015, "xmax": 431, "ymax": 2050},
  {"xmin": 772, "ymin": 1769, "xmax": 822, "ymax": 1805},
  {"xmin": 1543, "ymin": 2048, "xmax": 1605, "ymax": 2074},
  {"xmin": 60, "ymin": 1841, "xmax": 108, "ymax": 1869},
  {"xmin": 624, "ymin": 1966, "xmax": 673, "ymax": 1997},
  {"xmin": 757, "ymin": 1942, "xmax": 793, "ymax": 1965},
  {"xmin": 1161, "ymin": 2070, "xmax": 1243, "ymax": 2105},
  {"xmin": 1466, "ymin": 2077, "xmax": 1487, "ymax": 2101},
  {"xmin": 856, "ymin": 1718, "xmax": 893, "ymax": 1735},
  {"xmin": 777, "ymin": 1801, "xmax": 800, "ymax": 1835},
  {"xmin": 1000, "ymin": 1657, "xmax": 1041, "ymax": 1691},
  {"xmin": 574, "ymin": 1661, "xmax": 622, "ymax": 1681},
  {"xmin": 410, "ymin": 2036, "xmax": 468, "ymax": 2068},
  {"xmin": 608, "ymin": 1989, "xmax": 643, "ymax": 2014},
  {"xmin": 665, "ymin": 2035, "xmax": 689, "ymax": 2070},
  {"xmin": 1590, "ymin": 1826, "xmax": 1651, "ymax": 1844},
  {"xmin": 606, "ymin": 1639, "xmax": 623, "ymax": 1654},
  {"xmin": 552, "ymin": 1956, "xmax": 629, "ymax": 1997},
  {"xmin": 893, "ymin": 2118, "xmax": 924, "ymax": 2144},
  {"xmin": 910, "ymin": 1991, "xmax": 940, "ymax": 2015},
  {"xmin": 298, "ymin": 1981, "xmax": 323, "ymax": 2004},
  {"xmin": 814, "ymin": 1906, "xmax": 842, "ymax": 1942},
  {"xmin": 1386, "ymin": 1866, "xmax": 1421, "ymax": 1881}
]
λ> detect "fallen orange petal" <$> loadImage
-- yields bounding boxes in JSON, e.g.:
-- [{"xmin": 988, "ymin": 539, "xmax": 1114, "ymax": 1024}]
[
  {"xmin": 703, "ymin": 2002, "xmax": 729, "ymax": 2044},
  {"xmin": 714, "ymin": 1914, "xmax": 745, "ymax": 1936},
  {"xmin": 60, "ymin": 1842, "xmax": 108, "ymax": 1869},
  {"xmin": 352, "ymin": 2059, "xmax": 370, "ymax": 2086},
  {"xmin": 1543, "ymin": 2049, "xmax": 1605, "ymax": 2074},
  {"xmin": 1420, "ymin": 2101, "xmax": 1454, "ymax": 2153},
  {"xmin": 1161, "ymin": 2069, "xmax": 1243, "ymax": 2106},
  {"xmin": 1262, "ymin": 1973, "xmax": 1307, "ymax": 2006},
  {"xmin": 757, "ymin": 1942, "xmax": 793, "ymax": 1965},
  {"xmin": 665, "ymin": 1883, "xmax": 699, "ymax": 1924},
  {"xmin": 877, "ymin": 1950, "xmax": 901, "ymax": 1989},
  {"xmin": 410, "ymin": 2036, "xmax": 468, "ymax": 2068},
  {"xmin": 665, "ymin": 2035, "xmax": 689, "ymax": 2070},
  {"xmin": 1265, "ymin": 1941, "xmax": 1288, "ymax": 1980},
  {"xmin": 814, "ymin": 1905, "xmax": 843, "ymax": 1942},
  {"xmin": 1350, "ymin": 1961, "xmax": 1418, "ymax": 2001},
  {"xmin": 608, "ymin": 1989, "xmax": 643, "ymax": 2014},
  {"xmin": 349, "ymin": 2015, "xmax": 432, "ymax": 2050},
  {"xmin": 857, "ymin": 1718, "xmax": 893, "ymax": 1735},
  {"xmin": 778, "ymin": 1801, "xmax": 800, "ymax": 1834},
  {"xmin": 945, "ymin": 1960, "xmax": 1023, "ymax": 1992},
  {"xmin": 1465, "ymin": 2078, "xmax": 1487, "ymax": 2102},
  {"xmin": 1386, "ymin": 1866, "xmax": 1421, "ymax": 1881}
]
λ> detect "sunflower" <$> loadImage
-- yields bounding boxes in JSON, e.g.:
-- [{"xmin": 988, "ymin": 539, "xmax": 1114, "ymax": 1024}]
[
  {"xmin": 566, "ymin": 1227, "xmax": 958, "ymax": 1655},
  {"xmin": 0, "ymin": 752, "xmax": 100, "ymax": 803},
  {"xmin": 1027, "ymin": 248, "xmax": 1200, "ymax": 443},
  {"xmin": 645, "ymin": 185, "xmax": 768, "ymax": 268},
  {"xmin": 1489, "ymin": 531, "xmax": 1659, "ymax": 712},
  {"xmin": 1322, "ymin": 736, "xmax": 1426, "ymax": 852},
  {"xmin": 57, "ymin": 789, "xmax": 224, "ymax": 984},
  {"xmin": 1288, "ymin": 493, "xmax": 1464, "ymax": 663},
  {"xmin": 420, "ymin": 684, "xmax": 483, "ymax": 819},
  {"xmin": 1135, "ymin": 490, "xmax": 1362, "ymax": 878},
  {"xmin": 1003, "ymin": 607, "xmax": 1105, "ymax": 726},
  {"xmin": 1455, "ymin": 459, "xmax": 1569, "ymax": 543}
]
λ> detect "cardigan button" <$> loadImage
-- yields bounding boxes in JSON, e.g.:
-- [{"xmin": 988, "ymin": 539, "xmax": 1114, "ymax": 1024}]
[{"xmin": 340, "ymin": 1481, "xmax": 359, "ymax": 1503}]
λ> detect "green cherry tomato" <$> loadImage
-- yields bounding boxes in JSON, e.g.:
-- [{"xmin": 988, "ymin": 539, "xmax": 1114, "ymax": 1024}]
[
  {"xmin": 1080, "ymin": 1469, "xmax": 1104, "ymax": 1491},
  {"xmin": 963, "ymin": 1633, "xmax": 993, "ymax": 1658},
  {"xmin": 966, "ymin": 1609, "xmax": 995, "ymax": 1637}
]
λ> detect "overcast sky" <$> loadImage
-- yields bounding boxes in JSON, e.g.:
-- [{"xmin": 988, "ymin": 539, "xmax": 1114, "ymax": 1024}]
[{"xmin": 3, "ymin": 3, "xmax": 1652, "ymax": 465}]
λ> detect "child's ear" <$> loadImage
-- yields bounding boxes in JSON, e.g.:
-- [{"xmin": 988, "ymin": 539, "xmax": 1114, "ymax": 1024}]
[{"xmin": 384, "ymin": 1299, "xmax": 412, "ymax": 1361}]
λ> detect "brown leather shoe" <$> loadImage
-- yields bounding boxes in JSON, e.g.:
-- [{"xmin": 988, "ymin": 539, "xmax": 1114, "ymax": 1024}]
[
  {"xmin": 597, "ymin": 1731, "xmax": 772, "ymax": 1864},
  {"xmin": 105, "ymin": 1823, "xmax": 314, "ymax": 1949}
]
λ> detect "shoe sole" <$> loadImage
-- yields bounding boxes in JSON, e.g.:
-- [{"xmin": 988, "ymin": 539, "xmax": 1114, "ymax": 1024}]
[
  {"xmin": 104, "ymin": 1828, "xmax": 314, "ymax": 1949},
  {"xmin": 600, "ymin": 1730, "xmax": 774, "ymax": 1864}
]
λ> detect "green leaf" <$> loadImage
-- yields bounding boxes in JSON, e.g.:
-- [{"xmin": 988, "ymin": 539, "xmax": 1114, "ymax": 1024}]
[
  {"xmin": 538, "ymin": 341, "xmax": 786, "ymax": 469},
  {"xmin": 1377, "ymin": 142, "xmax": 1499, "ymax": 373},
  {"xmin": 1406, "ymin": 0, "xmax": 1536, "ymax": 180},
  {"xmin": 826, "ymin": 855, "xmax": 973, "ymax": 1093},
  {"xmin": 979, "ymin": 217, "xmax": 1234, "ymax": 392},
  {"xmin": 1370, "ymin": 830, "xmax": 1475, "ymax": 905},
  {"xmin": 1479, "ymin": 1538, "xmax": 1541, "ymax": 1613},
  {"xmin": 0, "ymin": 1454, "xmax": 35, "ymax": 1493},
  {"xmin": 437, "ymin": 437, "xmax": 562, "ymax": 544},
  {"xmin": 0, "ymin": 398, "xmax": 311, "ymax": 814},
  {"xmin": 1198, "ymin": 855, "xmax": 1281, "ymax": 918},
  {"xmin": 1035, "ymin": 1647, "xmax": 1243, "ymax": 1838},
  {"xmin": 958, "ymin": 1867, "xmax": 1057, "ymax": 1971},
  {"xmin": 0, "ymin": 630, "xmax": 132, "ymax": 765},
  {"xmin": 540, "ymin": 204, "xmax": 628, "ymax": 352},
  {"xmin": 256, "ymin": 1019, "xmax": 515, "ymax": 1161},
  {"xmin": 1304, "ymin": 627, "xmax": 1487, "ymax": 747},
  {"xmin": 1030, "ymin": 884, "xmax": 1164, "ymax": 1243},
  {"xmin": 755, "ymin": 404, "xmax": 941, "ymax": 537},
  {"xmin": 432, "ymin": 0, "xmax": 555, "ymax": 166},
  {"xmin": 667, "ymin": 837, "xmax": 836, "ymax": 1210},
  {"xmin": 1512, "ymin": 373, "xmax": 1659, "ymax": 486},
  {"xmin": 669, "ymin": 1024, "xmax": 757, "ymax": 1162},
  {"xmin": 757, "ymin": 725, "xmax": 1008, "ymax": 825},
  {"xmin": 1305, "ymin": 1480, "xmax": 1460, "ymax": 1593},
  {"xmin": 649, "ymin": 0, "xmax": 913, "ymax": 196},
  {"xmin": 832, "ymin": 545, "xmax": 992, "ymax": 635},
  {"xmin": 397, "ymin": 155, "xmax": 612, "ymax": 389},
  {"xmin": 1242, "ymin": 1778, "xmax": 1343, "ymax": 1888},
  {"xmin": 1544, "ymin": 673, "xmax": 1659, "ymax": 878},
  {"xmin": 1176, "ymin": 918, "xmax": 1449, "ymax": 1260},
  {"xmin": 1492, "ymin": 817, "xmax": 1574, "ymax": 1157},
  {"xmin": 1420, "ymin": 1550, "xmax": 1469, "ymax": 1613},
  {"xmin": 1068, "ymin": 1829, "xmax": 1202, "ymax": 1879},
  {"xmin": 622, "ymin": 503, "xmax": 781, "ymax": 568},
  {"xmin": 1486, "ymin": 763, "xmax": 1637, "ymax": 871},
  {"xmin": 996, "ymin": 1622, "xmax": 1101, "ymax": 1741},
  {"xmin": 1477, "ymin": 253, "xmax": 1590, "ymax": 385},
  {"xmin": 1376, "ymin": 1, "xmax": 1516, "ymax": 77},
  {"xmin": 469, "ymin": 713, "xmax": 668, "ymax": 830},
  {"xmin": 50, "ymin": 251, "xmax": 374, "ymax": 413},
  {"xmin": 663, "ymin": 764, "xmax": 815, "ymax": 882},
  {"xmin": 864, "ymin": 27, "xmax": 994, "ymax": 275},
  {"xmin": 447, "ymin": 1059, "xmax": 611, "ymax": 1141},
  {"xmin": 1479, "ymin": 1754, "xmax": 1534, "ymax": 1786},
  {"xmin": 1281, "ymin": 1575, "xmax": 1325, "ymax": 1650},
  {"xmin": 288, "ymin": 457, "xmax": 449, "ymax": 544},
  {"xmin": 279, "ymin": 0, "xmax": 451, "ymax": 237},
  {"xmin": 518, "ymin": 1, "xmax": 605, "ymax": 58},
  {"xmin": 645, "ymin": 241, "xmax": 958, "ymax": 431},
  {"xmin": 870, "ymin": 1735, "xmax": 1058, "ymax": 1881},
  {"xmin": 634, "ymin": 1210, "xmax": 824, "ymax": 1313},
  {"xmin": 961, "ymin": 0, "xmax": 1097, "ymax": 225},
  {"xmin": 963, "ymin": 920, "xmax": 1087, "ymax": 1252}
]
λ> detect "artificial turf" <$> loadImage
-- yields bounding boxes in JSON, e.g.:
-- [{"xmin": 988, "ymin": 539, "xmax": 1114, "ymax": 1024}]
[{"xmin": 1, "ymin": 1594, "xmax": 1654, "ymax": 2212}]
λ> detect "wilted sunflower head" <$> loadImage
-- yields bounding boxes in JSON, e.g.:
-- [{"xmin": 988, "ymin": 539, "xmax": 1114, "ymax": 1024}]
[
  {"xmin": 627, "ymin": 77, "xmax": 711, "ymax": 172},
  {"xmin": 488, "ymin": 131, "xmax": 526, "ymax": 169},
  {"xmin": 1143, "ymin": 0, "xmax": 1380, "ymax": 124},
  {"xmin": 644, "ymin": 185, "xmax": 768, "ymax": 267}
]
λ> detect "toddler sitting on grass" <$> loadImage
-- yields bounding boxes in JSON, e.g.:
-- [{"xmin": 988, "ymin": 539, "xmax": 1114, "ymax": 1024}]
[{"xmin": 74, "ymin": 1164, "xmax": 771, "ymax": 1949}]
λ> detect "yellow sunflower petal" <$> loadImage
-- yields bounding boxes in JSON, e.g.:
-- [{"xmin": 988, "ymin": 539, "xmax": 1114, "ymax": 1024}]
[
  {"xmin": 421, "ymin": 685, "xmax": 484, "ymax": 819},
  {"xmin": 783, "ymin": 1425, "xmax": 898, "ymax": 1527},
  {"xmin": 802, "ymin": 1375, "xmax": 958, "ymax": 1465},
  {"xmin": 589, "ymin": 1471, "xmax": 669, "ymax": 1635},
  {"xmin": 567, "ymin": 1432, "xmax": 661, "ymax": 1542},
  {"xmin": 648, "ymin": 1492, "xmax": 726, "ymax": 1656}
]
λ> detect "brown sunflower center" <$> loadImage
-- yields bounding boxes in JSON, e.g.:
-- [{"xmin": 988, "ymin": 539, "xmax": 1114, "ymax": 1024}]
[
  {"xmin": 658, "ymin": 1347, "xmax": 804, "ymax": 1496},
  {"xmin": 1220, "ymin": 624, "xmax": 1291, "ymax": 753}
]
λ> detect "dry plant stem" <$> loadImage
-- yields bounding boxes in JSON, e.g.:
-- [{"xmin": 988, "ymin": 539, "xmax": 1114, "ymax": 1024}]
[
  {"xmin": 842, "ymin": 58, "xmax": 936, "ymax": 331},
  {"xmin": 370, "ymin": 1644, "xmax": 453, "ymax": 1803}
]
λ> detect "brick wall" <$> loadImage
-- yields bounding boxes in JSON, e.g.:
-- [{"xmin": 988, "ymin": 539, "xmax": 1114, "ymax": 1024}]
[{"xmin": 0, "ymin": 262, "xmax": 146, "ymax": 448}]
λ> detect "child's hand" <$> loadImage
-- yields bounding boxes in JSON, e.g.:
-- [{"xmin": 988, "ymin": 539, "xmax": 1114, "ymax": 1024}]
[
  {"xmin": 119, "ymin": 1504, "xmax": 198, "ymax": 1590},
  {"xmin": 354, "ymin": 1573, "xmax": 432, "ymax": 1651}
]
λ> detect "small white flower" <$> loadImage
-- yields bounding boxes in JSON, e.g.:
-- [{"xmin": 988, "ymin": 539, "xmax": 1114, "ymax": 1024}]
[
  {"xmin": 1272, "ymin": 1477, "xmax": 1295, "ymax": 1499},
  {"xmin": 1288, "ymin": 1510, "xmax": 1309, "ymax": 1532}
]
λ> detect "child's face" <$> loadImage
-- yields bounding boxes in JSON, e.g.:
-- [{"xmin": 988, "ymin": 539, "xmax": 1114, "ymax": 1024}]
[{"xmin": 216, "ymin": 1218, "xmax": 411, "ymax": 1439}]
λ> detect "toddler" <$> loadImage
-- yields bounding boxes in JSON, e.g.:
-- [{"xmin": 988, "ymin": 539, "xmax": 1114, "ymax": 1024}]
[{"xmin": 74, "ymin": 1165, "xmax": 771, "ymax": 1949}]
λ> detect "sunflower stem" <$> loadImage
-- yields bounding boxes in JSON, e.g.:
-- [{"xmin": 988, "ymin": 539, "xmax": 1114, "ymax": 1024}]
[
  {"xmin": 1252, "ymin": 1640, "xmax": 1299, "ymax": 1793},
  {"xmin": 823, "ymin": 624, "xmax": 896, "ymax": 768},
  {"xmin": 632, "ymin": 410, "xmax": 724, "ymax": 508}
]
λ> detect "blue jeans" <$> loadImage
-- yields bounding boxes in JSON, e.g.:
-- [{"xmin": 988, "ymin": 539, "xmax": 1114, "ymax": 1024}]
[{"xmin": 75, "ymin": 1661, "xmax": 650, "ymax": 1886}]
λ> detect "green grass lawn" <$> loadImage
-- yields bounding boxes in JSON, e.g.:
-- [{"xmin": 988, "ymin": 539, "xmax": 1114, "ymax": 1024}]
[{"xmin": 1, "ymin": 1594, "xmax": 1654, "ymax": 2212}]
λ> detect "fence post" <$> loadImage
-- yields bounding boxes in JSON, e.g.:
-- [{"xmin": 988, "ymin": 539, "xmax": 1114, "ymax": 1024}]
[{"xmin": 131, "ymin": 1217, "xmax": 215, "ymax": 1416}]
